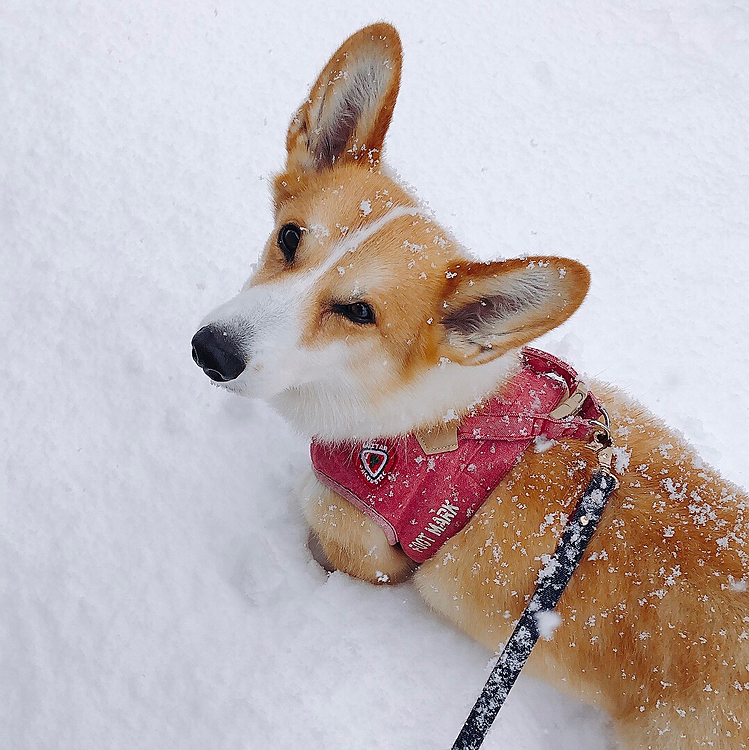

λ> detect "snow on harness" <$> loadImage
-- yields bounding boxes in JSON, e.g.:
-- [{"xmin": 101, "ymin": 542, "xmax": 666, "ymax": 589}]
[{"xmin": 310, "ymin": 347, "xmax": 607, "ymax": 563}]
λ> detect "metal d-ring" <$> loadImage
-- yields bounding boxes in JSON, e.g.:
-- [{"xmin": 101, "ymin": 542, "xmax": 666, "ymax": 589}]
[{"xmin": 588, "ymin": 406, "xmax": 613, "ymax": 449}]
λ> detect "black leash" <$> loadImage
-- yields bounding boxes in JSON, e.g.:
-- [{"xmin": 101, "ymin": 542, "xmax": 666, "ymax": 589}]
[{"xmin": 451, "ymin": 459, "xmax": 618, "ymax": 750}]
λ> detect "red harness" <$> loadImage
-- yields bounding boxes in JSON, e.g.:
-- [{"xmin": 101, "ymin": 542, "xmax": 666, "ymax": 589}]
[{"xmin": 310, "ymin": 348, "xmax": 605, "ymax": 563}]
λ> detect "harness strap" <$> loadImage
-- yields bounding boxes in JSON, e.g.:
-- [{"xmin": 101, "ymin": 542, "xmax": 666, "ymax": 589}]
[
  {"xmin": 457, "ymin": 348, "xmax": 606, "ymax": 444},
  {"xmin": 451, "ymin": 467, "xmax": 618, "ymax": 750},
  {"xmin": 522, "ymin": 347, "xmax": 603, "ymax": 421},
  {"xmin": 458, "ymin": 412, "xmax": 594, "ymax": 443}
]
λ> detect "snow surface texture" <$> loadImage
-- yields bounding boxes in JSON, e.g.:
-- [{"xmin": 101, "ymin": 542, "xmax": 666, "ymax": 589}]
[{"xmin": 2, "ymin": 2, "xmax": 747, "ymax": 749}]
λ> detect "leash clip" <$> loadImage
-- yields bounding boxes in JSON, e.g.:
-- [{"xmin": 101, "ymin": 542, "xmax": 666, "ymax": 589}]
[{"xmin": 587, "ymin": 407, "xmax": 619, "ymax": 487}]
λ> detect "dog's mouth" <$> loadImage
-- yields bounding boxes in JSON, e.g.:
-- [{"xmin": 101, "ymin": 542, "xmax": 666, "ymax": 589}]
[{"xmin": 217, "ymin": 380, "xmax": 246, "ymax": 395}]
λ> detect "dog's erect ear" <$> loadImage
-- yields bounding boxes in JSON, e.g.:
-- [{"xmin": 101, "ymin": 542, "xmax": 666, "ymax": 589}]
[
  {"xmin": 284, "ymin": 23, "xmax": 402, "ymax": 174},
  {"xmin": 437, "ymin": 257, "xmax": 591, "ymax": 366}
]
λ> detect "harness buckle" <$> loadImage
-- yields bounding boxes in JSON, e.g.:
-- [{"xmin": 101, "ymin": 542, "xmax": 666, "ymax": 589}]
[{"xmin": 549, "ymin": 381, "xmax": 589, "ymax": 420}]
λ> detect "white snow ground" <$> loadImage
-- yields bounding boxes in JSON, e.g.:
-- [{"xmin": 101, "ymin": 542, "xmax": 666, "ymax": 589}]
[{"xmin": 1, "ymin": 2, "xmax": 747, "ymax": 749}]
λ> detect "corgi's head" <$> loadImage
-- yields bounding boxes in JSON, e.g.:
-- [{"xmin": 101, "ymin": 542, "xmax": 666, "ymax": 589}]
[{"xmin": 192, "ymin": 23, "xmax": 590, "ymax": 441}]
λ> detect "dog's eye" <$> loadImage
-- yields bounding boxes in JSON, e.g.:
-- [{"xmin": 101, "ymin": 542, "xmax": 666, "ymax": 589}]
[
  {"xmin": 278, "ymin": 223, "xmax": 302, "ymax": 263},
  {"xmin": 332, "ymin": 301, "xmax": 376, "ymax": 325}
]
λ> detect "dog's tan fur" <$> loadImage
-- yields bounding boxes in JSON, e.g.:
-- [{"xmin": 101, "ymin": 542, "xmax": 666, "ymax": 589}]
[{"xmin": 207, "ymin": 23, "xmax": 749, "ymax": 748}]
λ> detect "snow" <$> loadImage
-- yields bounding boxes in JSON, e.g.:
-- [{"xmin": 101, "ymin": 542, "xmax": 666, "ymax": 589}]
[
  {"xmin": 535, "ymin": 611, "xmax": 563, "ymax": 641},
  {"xmin": 1, "ymin": 2, "xmax": 747, "ymax": 750},
  {"xmin": 533, "ymin": 435, "xmax": 556, "ymax": 453}
]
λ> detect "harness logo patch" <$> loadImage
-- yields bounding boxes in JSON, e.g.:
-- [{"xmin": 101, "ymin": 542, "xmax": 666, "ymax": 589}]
[{"xmin": 359, "ymin": 444, "xmax": 390, "ymax": 484}]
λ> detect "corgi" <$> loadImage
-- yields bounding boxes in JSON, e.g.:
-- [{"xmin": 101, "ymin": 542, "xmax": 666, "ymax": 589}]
[{"xmin": 192, "ymin": 23, "xmax": 749, "ymax": 749}]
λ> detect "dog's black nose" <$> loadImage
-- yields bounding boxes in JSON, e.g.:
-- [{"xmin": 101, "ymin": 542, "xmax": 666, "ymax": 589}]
[{"xmin": 191, "ymin": 326, "xmax": 246, "ymax": 382}]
